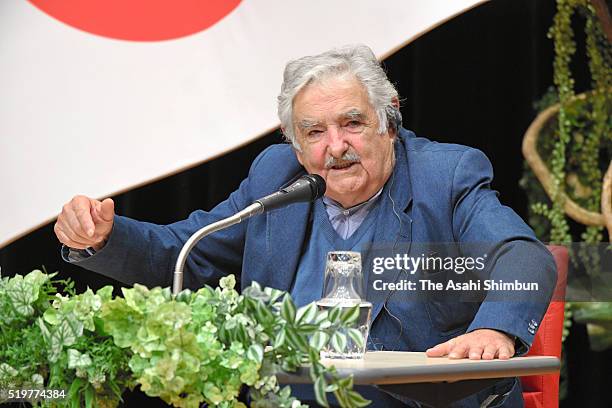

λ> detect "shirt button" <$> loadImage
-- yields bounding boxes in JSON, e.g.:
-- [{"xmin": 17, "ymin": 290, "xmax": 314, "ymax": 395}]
[{"xmin": 343, "ymin": 210, "xmax": 350, "ymax": 216}]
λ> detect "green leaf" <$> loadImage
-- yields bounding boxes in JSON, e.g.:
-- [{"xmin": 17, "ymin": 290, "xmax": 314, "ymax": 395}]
[
  {"xmin": 149, "ymin": 301, "xmax": 192, "ymax": 332},
  {"xmin": 281, "ymin": 295, "xmax": 296, "ymax": 323},
  {"xmin": 337, "ymin": 375, "xmax": 354, "ymax": 389},
  {"xmin": 347, "ymin": 328, "xmax": 365, "ymax": 349},
  {"xmin": 43, "ymin": 316, "xmax": 83, "ymax": 362},
  {"xmin": 203, "ymin": 383, "xmax": 224, "ymax": 405},
  {"xmin": 325, "ymin": 383, "xmax": 339, "ymax": 392},
  {"xmin": 314, "ymin": 309, "xmax": 329, "ymax": 324},
  {"xmin": 309, "ymin": 331, "xmax": 330, "ymax": 351},
  {"xmin": 67, "ymin": 349, "xmax": 92, "ymax": 369},
  {"xmin": 298, "ymin": 323, "xmax": 319, "ymax": 335},
  {"xmin": 328, "ymin": 306, "xmax": 342, "ymax": 323},
  {"xmin": 85, "ymin": 386, "xmax": 94, "ymax": 408},
  {"xmin": 95, "ymin": 285, "xmax": 114, "ymax": 301},
  {"xmin": 0, "ymin": 363, "xmax": 18, "ymax": 379},
  {"xmin": 280, "ymin": 385, "xmax": 291, "ymax": 400},
  {"xmin": 175, "ymin": 288, "xmax": 192, "ymax": 303},
  {"xmin": 330, "ymin": 332, "xmax": 347, "ymax": 354},
  {"xmin": 122, "ymin": 284, "xmax": 149, "ymax": 311},
  {"xmin": 68, "ymin": 378, "xmax": 86, "ymax": 408},
  {"xmin": 347, "ymin": 390, "xmax": 371, "ymax": 407},
  {"xmin": 340, "ymin": 305, "xmax": 360, "ymax": 325},
  {"xmin": 100, "ymin": 298, "xmax": 143, "ymax": 348},
  {"xmin": 296, "ymin": 302, "xmax": 317, "ymax": 324},
  {"xmin": 314, "ymin": 375, "xmax": 329, "ymax": 407},
  {"xmin": 31, "ymin": 373, "xmax": 44, "ymax": 386},
  {"xmin": 308, "ymin": 349, "xmax": 322, "ymax": 376},
  {"xmin": 43, "ymin": 307, "xmax": 60, "ymax": 325},
  {"xmin": 219, "ymin": 275, "xmax": 236, "ymax": 290},
  {"xmin": 274, "ymin": 328, "xmax": 287, "ymax": 348},
  {"xmin": 285, "ymin": 326, "xmax": 309, "ymax": 352},
  {"xmin": 4, "ymin": 273, "xmax": 46, "ymax": 317},
  {"xmin": 246, "ymin": 344, "xmax": 264, "ymax": 363},
  {"xmin": 334, "ymin": 387, "xmax": 351, "ymax": 407},
  {"xmin": 254, "ymin": 301, "xmax": 274, "ymax": 325},
  {"xmin": 264, "ymin": 287, "xmax": 284, "ymax": 304}
]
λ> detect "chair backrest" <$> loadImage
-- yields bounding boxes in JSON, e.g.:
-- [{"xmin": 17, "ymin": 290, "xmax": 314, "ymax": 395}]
[{"xmin": 521, "ymin": 245, "xmax": 568, "ymax": 408}]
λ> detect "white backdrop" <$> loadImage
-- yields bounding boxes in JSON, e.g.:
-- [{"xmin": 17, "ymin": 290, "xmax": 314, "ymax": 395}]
[{"xmin": 0, "ymin": 0, "xmax": 487, "ymax": 248}]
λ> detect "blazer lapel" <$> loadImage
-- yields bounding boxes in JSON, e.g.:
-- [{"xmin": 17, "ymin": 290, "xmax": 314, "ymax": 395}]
[
  {"xmin": 367, "ymin": 139, "xmax": 413, "ymax": 323},
  {"xmin": 263, "ymin": 201, "xmax": 311, "ymax": 292}
]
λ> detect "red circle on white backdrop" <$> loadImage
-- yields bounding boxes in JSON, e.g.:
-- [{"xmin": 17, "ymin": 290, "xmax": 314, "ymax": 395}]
[{"xmin": 28, "ymin": 0, "xmax": 242, "ymax": 41}]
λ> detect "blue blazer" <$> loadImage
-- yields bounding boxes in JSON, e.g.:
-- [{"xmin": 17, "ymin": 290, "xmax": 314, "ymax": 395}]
[{"xmin": 67, "ymin": 129, "xmax": 556, "ymax": 405}]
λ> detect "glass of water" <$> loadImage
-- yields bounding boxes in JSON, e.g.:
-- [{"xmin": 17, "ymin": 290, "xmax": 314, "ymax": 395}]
[{"xmin": 316, "ymin": 251, "xmax": 372, "ymax": 359}]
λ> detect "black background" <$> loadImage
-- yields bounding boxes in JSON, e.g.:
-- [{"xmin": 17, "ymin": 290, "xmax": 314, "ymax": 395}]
[{"xmin": 2, "ymin": 0, "xmax": 610, "ymax": 406}]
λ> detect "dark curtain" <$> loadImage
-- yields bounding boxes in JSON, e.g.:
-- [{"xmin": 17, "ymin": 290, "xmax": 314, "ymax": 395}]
[{"xmin": 2, "ymin": 0, "xmax": 609, "ymax": 406}]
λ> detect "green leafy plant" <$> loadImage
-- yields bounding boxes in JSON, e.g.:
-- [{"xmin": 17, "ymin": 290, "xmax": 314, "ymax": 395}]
[{"xmin": 0, "ymin": 270, "xmax": 370, "ymax": 408}]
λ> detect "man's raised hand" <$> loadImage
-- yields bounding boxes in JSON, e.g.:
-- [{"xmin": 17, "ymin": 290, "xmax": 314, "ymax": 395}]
[
  {"xmin": 425, "ymin": 329, "xmax": 515, "ymax": 360},
  {"xmin": 54, "ymin": 196, "xmax": 115, "ymax": 251}
]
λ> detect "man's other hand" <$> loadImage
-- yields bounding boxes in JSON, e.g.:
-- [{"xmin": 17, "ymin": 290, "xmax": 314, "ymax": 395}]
[
  {"xmin": 425, "ymin": 329, "xmax": 515, "ymax": 360},
  {"xmin": 54, "ymin": 196, "xmax": 115, "ymax": 251}
]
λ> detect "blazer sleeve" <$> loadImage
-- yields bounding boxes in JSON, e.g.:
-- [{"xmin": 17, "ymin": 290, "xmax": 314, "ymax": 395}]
[
  {"xmin": 62, "ymin": 149, "xmax": 272, "ymax": 290},
  {"xmin": 450, "ymin": 148, "xmax": 557, "ymax": 354}
]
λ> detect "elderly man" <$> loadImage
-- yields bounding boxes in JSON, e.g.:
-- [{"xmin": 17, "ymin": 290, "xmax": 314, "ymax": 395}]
[{"xmin": 55, "ymin": 45, "xmax": 556, "ymax": 407}]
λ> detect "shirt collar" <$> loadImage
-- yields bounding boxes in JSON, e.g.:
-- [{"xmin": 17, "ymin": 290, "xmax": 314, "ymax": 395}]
[{"xmin": 322, "ymin": 187, "xmax": 384, "ymax": 218}]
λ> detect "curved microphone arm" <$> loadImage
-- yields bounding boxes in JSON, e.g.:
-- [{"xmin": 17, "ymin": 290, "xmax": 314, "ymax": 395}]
[
  {"xmin": 172, "ymin": 203, "xmax": 262, "ymax": 295},
  {"xmin": 171, "ymin": 173, "xmax": 325, "ymax": 295}
]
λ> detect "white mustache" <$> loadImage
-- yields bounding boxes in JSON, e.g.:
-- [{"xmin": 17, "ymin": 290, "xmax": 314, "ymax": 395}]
[{"xmin": 325, "ymin": 151, "xmax": 361, "ymax": 169}]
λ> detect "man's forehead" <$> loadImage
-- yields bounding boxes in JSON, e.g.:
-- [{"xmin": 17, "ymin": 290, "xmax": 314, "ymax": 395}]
[{"xmin": 296, "ymin": 108, "xmax": 368, "ymax": 128}]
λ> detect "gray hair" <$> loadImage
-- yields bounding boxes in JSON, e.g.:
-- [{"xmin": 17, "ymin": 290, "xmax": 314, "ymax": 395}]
[{"xmin": 277, "ymin": 44, "xmax": 401, "ymax": 150}]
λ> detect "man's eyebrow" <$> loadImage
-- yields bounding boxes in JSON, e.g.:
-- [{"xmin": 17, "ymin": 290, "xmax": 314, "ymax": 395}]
[
  {"xmin": 341, "ymin": 109, "xmax": 366, "ymax": 121},
  {"xmin": 297, "ymin": 119, "xmax": 321, "ymax": 129}
]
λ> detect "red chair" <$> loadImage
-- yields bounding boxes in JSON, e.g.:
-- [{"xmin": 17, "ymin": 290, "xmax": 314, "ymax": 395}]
[{"xmin": 520, "ymin": 245, "xmax": 568, "ymax": 408}]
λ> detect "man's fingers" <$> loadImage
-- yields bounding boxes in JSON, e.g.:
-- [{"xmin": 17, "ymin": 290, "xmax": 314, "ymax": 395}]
[
  {"xmin": 73, "ymin": 205, "xmax": 95, "ymax": 237},
  {"xmin": 54, "ymin": 224, "xmax": 89, "ymax": 249},
  {"xmin": 497, "ymin": 344, "xmax": 514, "ymax": 360},
  {"xmin": 99, "ymin": 198, "xmax": 115, "ymax": 222},
  {"xmin": 426, "ymin": 330, "xmax": 517, "ymax": 361},
  {"xmin": 482, "ymin": 343, "xmax": 498, "ymax": 360},
  {"xmin": 59, "ymin": 224, "xmax": 93, "ymax": 247},
  {"xmin": 448, "ymin": 340, "xmax": 469, "ymax": 359},
  {"xmin": 62, "ymin": 206, "xmax": 94, "ymax": 242},
  {"xmin": 468, "ymin": 345, "xmax": 484, "ymax": 360},
  {"xmin": 64, "ymin": 196, "xmax": 95, "ymax": 238},
  {"xmin": 54, "ymin": 195, "xmax": 113, "ymax": 250},
  {"xmin": 425, "ymin": 340, "xmax": 451, "ymax": 357},
  {"xmin": 91, "ymin": 198, "xmax": 114, "ymax": 224}
]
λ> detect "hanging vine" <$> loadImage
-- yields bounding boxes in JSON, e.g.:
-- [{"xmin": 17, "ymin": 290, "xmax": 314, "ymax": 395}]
[{"xmin": 521, "ymin": 0, "xmax": 612, "ymax": 353}]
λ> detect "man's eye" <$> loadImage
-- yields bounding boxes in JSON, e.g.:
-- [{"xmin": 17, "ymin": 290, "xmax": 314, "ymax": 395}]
[
  {"xmin": 344, "ymin": 121, "xmax": 364, "ymax": 132},
  {"xmin": 307, "ymin": 130, "xmax": 323, "ymax": 137}
]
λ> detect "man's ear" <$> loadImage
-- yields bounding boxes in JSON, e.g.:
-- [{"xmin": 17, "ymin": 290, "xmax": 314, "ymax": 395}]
[
  {"xmin": 389, "ymin": 97, "xmax": 401, "ymax": 139},
  {"xmin": 391, "ymin": 97, "xmax": 399, "ymax": 110}
]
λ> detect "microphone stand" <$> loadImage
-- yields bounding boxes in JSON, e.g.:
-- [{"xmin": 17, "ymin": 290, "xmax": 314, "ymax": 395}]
[{"xmin": 172, "ymin": 203, "xmax": 262, "ymax": 295}]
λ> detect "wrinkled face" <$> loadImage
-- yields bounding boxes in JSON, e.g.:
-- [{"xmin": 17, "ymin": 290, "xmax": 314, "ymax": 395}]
[{"xmin": 292, "ymin": 76, "xmax": 396, "ymax": 208}]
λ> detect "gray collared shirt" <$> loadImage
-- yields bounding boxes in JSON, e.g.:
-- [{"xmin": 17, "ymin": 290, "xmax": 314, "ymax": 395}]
[{"xmin": 321, "ymin": 188, "xmax": 383, "ymax": 239}]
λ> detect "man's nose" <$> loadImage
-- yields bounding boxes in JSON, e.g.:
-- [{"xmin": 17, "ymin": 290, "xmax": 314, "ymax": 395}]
[{"xmin": 327, "ymin": 125, "xmax": 349, "ymax": 157}]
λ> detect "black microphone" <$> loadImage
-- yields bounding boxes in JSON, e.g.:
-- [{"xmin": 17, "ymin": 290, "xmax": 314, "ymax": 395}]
[{"xmin": 255, "ymin": 174, "xmax": 326, "ymax": 212}]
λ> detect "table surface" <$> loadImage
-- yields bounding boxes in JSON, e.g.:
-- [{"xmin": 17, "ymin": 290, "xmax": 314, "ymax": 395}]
[{"xmin": 277, "ymin": 351, "xmax": 560, "ymax": 385}]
